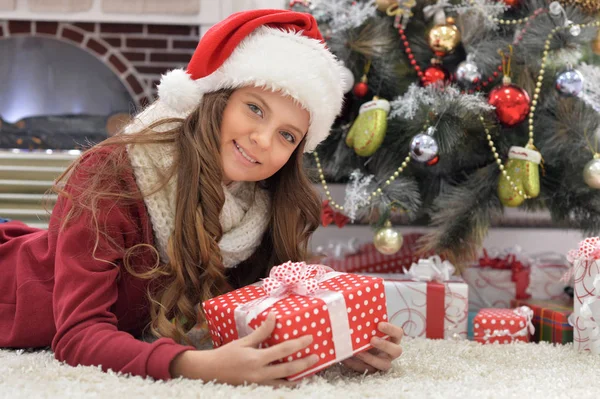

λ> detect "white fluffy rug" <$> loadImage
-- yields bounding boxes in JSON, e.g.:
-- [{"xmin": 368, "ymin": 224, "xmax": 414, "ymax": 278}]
[{"xmin": 1, "ymin": 338, "xmax": 599, "ymax": 399}]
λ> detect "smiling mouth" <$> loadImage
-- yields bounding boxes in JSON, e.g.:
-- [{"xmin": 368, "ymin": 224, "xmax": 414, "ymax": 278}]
[{"xmin": 234, "ymin": 140, "xmax": 260, "ymax": 164}]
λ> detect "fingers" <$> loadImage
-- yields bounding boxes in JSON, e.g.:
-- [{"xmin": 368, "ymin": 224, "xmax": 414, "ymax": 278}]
[
  {"xmin": 378, "ymin": 322, "xmax": 404, "ymax": 344},
  {"xmin": 262, "ymin": 334, "xmax": 314, "ymax": 364},
  {"xmin": 241, "ymin": 312, "xmax": 277, "ymax": 347},
  {"xmin": 341, "ymin": 356, "xmax": 378, "ymax": 374},
  {"xmin": 263, "ymin": 354, "xmax": 320, "ymax": 381},
  {"xmin": 354, "ymin": 350, "xmax": 392, "ymax": 372},
  {"xmin": 370, "ymin": 336, "xmax": 403, "ymax": 360}
]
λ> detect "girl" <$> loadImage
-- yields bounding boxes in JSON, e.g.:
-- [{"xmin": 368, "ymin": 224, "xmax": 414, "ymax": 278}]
[{"xmin": 0, "ymin": 9, "xmax": 403, "ymax": 387}]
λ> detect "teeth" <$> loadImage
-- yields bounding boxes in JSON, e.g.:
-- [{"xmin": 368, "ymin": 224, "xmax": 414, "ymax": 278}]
[{"xmin": 235, "ymin": 142, "xmax": 258, "ymax": 163}]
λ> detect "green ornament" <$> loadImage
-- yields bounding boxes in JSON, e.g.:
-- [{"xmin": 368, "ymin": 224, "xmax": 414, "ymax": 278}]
[
  {"xmin": 345, "ymin": 98, "xmax": 390, "ymax": 157},
  {"xmin": 497, "ymin": 146, "xmax": 541, "ymax": 207}
]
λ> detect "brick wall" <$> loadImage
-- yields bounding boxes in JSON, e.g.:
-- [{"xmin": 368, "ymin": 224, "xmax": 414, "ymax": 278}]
[{"xmin": 0, "ymin": 19, "xmax": 202, "ymax": 108}]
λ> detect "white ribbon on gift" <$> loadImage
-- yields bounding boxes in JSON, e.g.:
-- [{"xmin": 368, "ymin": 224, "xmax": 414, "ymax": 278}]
[
  {"xmin": 403, "ymin": 255, "xmax": 456, "ymax": 283},
  {"xmin": 567, "ymin": 238, "xmax": 600, "ymax": 353},
  {"xmin": 423, "ymin": 0, "xmax": 451, "ymax": 26},
  {"xmin": 576, "ymin": 273, "xmax": 600, "ymax": 354},
  {"xmin": 482, "ymin": 306, "xmax": 535, "ymax": 342},
  {"xmin": 233, "ymin": 262, "xmax": 354, "ymax": 362},
  {"xmin": 314, "ymin": 238, "xmax": 361, "ymax": 261}
]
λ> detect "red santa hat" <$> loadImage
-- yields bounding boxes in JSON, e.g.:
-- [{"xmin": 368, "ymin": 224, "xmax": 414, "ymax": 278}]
[{"xmin": 142, "ymin": 9, "xmax": 346, "ymax": 153}]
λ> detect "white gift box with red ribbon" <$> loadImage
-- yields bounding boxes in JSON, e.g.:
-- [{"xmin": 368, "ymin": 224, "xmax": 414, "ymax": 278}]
[
  {"xmin": 526, "ymin": 252, "xmax": 572, "ymax": 300},
  {"xmin": 568, "ymin": 238, "xmax": 600, "ymax": 354},
  {"xmin": 363, "ymin": 255, "xmax": 469, "ymax": 339},
  {"xmin": 202, "ymin": 261, "xmax": 389, "ymax": 380}
]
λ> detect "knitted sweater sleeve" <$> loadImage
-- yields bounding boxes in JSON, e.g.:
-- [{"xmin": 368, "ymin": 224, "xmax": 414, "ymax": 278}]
[{"xmin": 49, "ymin": 149, "xmax": 195, "ymax": 380}]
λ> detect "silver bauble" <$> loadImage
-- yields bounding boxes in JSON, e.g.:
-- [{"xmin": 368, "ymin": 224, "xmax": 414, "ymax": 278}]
[
  {"xmin": 456, "ymin": 60, "xmax": 481, "ymax": 85},
  {"xmin": 410, "ymin": 128, "xmax": 439, "ymax": 163},
  {"xmin": 555, "ymin": 68, "xmax": 584, "ymax": 96}
]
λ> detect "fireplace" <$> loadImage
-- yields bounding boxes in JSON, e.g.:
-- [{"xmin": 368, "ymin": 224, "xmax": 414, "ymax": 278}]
[{"xmin": 0, "ymin": 18, "xmax": 202, "ymax": 150}]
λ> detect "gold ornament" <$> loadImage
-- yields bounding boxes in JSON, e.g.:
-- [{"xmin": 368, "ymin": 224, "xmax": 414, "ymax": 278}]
[
  {"xmin": 593, "ymin": 29, "xmax": 600, "ymax": 55},
  {"xmin": 373, "ymin": 220, "xmax": 403, "ymax": 255},
  {"xmin": 497, "ymin": 146, "xmax": 541, "ymax": 207},
  {"xmin": 375, "ymin": 0, "xmax": 397, "ymax": 12},
  {"xmin": 345, "ymin": 97, "xmax": 390, "ymax": 157},
  {"xmin": 584, "ymin": 155, "xmax": 600, "ymax": 189},
  {"xmin": 559, "ymin": 0, "xmax": 600, "ymax": 14},
  {"xmin": 427, "ymin": 17, "xmax": 461, "ymax": 57}
]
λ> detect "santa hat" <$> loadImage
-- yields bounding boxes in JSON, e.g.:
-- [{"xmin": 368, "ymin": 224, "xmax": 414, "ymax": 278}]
[{"xmin": 139, "ymin": 9, "xmax": 346, "ymax": 153}]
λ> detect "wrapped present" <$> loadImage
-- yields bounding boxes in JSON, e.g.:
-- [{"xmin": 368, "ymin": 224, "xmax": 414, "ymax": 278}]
[
  {"xmin": 526, "ymin": 252, "xmax": 572, "ymax": 301},
  {"xmin": 568, "ymin": 238, "xmax": 600, "ymax": 354},
  {"xmin": 322, "ymin": 233, "xmax": 438, "ymax": 274},
  {"xmin": 462, "ymin": 248, "xmax": 530, "ymax": 311},
  {"xmin": 473, "ymin": 307, "xmax": 534, "ymax": 344},
  {"xmin": 511, "ymin": 298, "xmax": 573, "ymax": 344},
  {"xmin": 467, "ymin": 311, "xmax": 478, "ymax": 340},
  {"xmin": 363, "ymin": 256, "xmax": 469, "ymax": 339},
  {"xmin": 202, "ymin": 261, "xmax": 389, "ymax": 381}
]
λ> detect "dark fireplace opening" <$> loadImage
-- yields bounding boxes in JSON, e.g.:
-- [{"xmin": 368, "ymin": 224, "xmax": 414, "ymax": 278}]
[{"xmin": 0, "ymin": 36, "xmax": 134, "ymax": 150}]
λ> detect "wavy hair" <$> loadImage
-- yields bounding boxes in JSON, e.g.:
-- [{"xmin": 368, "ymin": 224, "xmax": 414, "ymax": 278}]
[{"xmin": 52, "ymin": 89, "xmax": 321, "ymax": 345}]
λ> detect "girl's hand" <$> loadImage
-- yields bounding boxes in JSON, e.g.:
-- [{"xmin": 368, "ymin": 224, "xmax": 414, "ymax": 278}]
[
  {"xmin": 183, "ymin": 312, "xmax": 319, "ymax": 387},
  {"xmin": 341, "ymin": 322, "xmax": 404, "ymax": 374}
]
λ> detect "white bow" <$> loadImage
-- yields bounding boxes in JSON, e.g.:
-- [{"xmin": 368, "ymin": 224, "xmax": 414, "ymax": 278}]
[
  {"xmin": 404, "ymin": 255, "xmax": 455, "ymax": 282},
  {"xmin": 513, "ymin": 306, "xmax": 536, "ymax": 336},
  {"xmin": 423, "ymin": 0, "xmax": 451, "ymax": 26}
]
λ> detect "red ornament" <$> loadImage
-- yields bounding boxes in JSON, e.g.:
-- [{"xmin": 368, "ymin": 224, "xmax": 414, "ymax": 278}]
[
  {"xmin": 488, "ymin": 83, "xmax": 531, "ymax": 126},
  {"xmin": 353, "ymin": 82, "xmax": 369, "ymax": 97},
  {"xmin": 422, "ymin": 65, "xmax": 448, "ymax": 86},
  {"xmin": 426, "ymin": 156, "xmax": 439, "ymax": 166},
  {"xmin": 500, "ymin": 0, "xmax": 520, "ymax": 7}
]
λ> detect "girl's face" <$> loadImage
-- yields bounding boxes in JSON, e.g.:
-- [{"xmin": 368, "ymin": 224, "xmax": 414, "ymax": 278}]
[{"xmin": 220, "ymin": 86, "xmax": 310, "ymax": 184}]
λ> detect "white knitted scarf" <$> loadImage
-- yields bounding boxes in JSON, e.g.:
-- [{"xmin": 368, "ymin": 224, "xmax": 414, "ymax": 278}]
[{"xmin": 125, "ymin": 140, "xmax": 271, "ymax": 268}]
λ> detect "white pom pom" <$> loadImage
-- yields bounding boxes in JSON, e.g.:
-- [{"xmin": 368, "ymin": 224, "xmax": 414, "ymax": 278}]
[
  {"xmin": 339, "ymin": 65, "xmax": 355, "ymax": 94},
  {"xmin": 157, "ymin": 69, "xmax": 202, "ymax": 113}
]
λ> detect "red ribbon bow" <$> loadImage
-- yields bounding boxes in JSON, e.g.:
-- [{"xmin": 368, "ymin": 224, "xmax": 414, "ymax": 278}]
[
  {"xmin": 479, "ymin": 249, "xmax": 525, "ymax": 282},
  {"xmin": 262, "ymin": 261, "xmax": 329, "ymax": 296},
  {"xmin": 321, "ymin": 200, "xmax": 350, "ymax": 228}
]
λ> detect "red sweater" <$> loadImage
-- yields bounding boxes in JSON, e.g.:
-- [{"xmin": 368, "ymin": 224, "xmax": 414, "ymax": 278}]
[{"xmin": 0, "ymin": 149, "xmax": 195, "ymax": 380}]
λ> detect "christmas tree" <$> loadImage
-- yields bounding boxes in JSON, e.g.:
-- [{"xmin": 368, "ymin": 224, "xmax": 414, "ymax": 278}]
[{"xmin": 290, "ymin": 0, "xmax": 600, "ymax": 262}]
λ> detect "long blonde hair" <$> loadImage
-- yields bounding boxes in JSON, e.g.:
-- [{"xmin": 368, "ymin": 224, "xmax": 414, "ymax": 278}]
[{"xmin": 53, "ymin": 89, "xmax": 321, "ymax": 345}]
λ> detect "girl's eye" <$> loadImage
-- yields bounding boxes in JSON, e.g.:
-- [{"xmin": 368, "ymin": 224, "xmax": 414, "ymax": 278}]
[
  {"xmin": 248, "ymin": 103, "xmax": 263, "ymax": 117},
  {"xmin": 281, "ymin": 131, "xmax": 296, "ymax": 144}
]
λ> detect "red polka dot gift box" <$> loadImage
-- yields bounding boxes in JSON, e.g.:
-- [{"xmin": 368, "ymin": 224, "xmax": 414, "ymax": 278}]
[
  {"xmin": 473, "ymin": 307, "xmax": 535, "ymax": 344},
  {"xmin": 202, "ymin": 261, "xmax": 389, "ymax": 381}
]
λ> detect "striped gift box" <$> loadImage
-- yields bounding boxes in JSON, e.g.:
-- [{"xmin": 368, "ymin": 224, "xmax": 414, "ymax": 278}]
[
  {"xmin": 511, "ymin": 299, "xmax": 573, "ymax": 344},
  {"xmin": 322, "ymin": 233, "xmax": 438, "ymax": 274}
]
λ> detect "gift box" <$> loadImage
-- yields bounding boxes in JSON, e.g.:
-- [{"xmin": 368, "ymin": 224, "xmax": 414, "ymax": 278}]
[
  {"xmin": 467, "ymin": 311, "xmax": 478, "ymax": 340},
  {"xmin": 462, "ymin": 249, "xmax": 530, "ymax": 312},
  {"xmin": 568, "ymin": 238, "xmax": 600, "ymax": 354},
  {"xmin": 526, "ymin": 252, "xmax": 572, "ymax": 301},
  {"xmin": 363, "ymin": 256, "xmax": 469, "ymax": 339},
  {"xmin": 473, "ymin": 307, "xmax": 534, "ymax": 344},
  {"xmin": 322, "ymin": 233, "xmax": 438, "ymax": 274},
  {"xmin": 202, "ymin": 261, "xmax": 389, "ymax": 381},
  {"xmin": 511, "ymin": 298, "xmax": 573, "ymax": 344}
]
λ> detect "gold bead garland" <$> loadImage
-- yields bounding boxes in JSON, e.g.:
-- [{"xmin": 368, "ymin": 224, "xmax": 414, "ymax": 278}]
[
  {"xmin": 488, "ymin": 20, "xmax": 600, "ymax": 198},
  {"xmin": 313, "ymin": 151, "xmax": 412, "ymax": 212},
  {"xmin": 467, "ymin": 0, "xmax": 533, "ymax": 25}
]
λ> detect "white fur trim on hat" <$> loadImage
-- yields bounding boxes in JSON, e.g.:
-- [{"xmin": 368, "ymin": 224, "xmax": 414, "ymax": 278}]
[
  {"xmin": 358, "ymin": 99, "xmax": 390, "ymax": 115},
  {"xmin": 155, "ymin": 26, "xmax": 345, "ymax": 153},
  {"xmin": 508, "ymin": 146, "xmax": 541, "ymax": 164}
]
